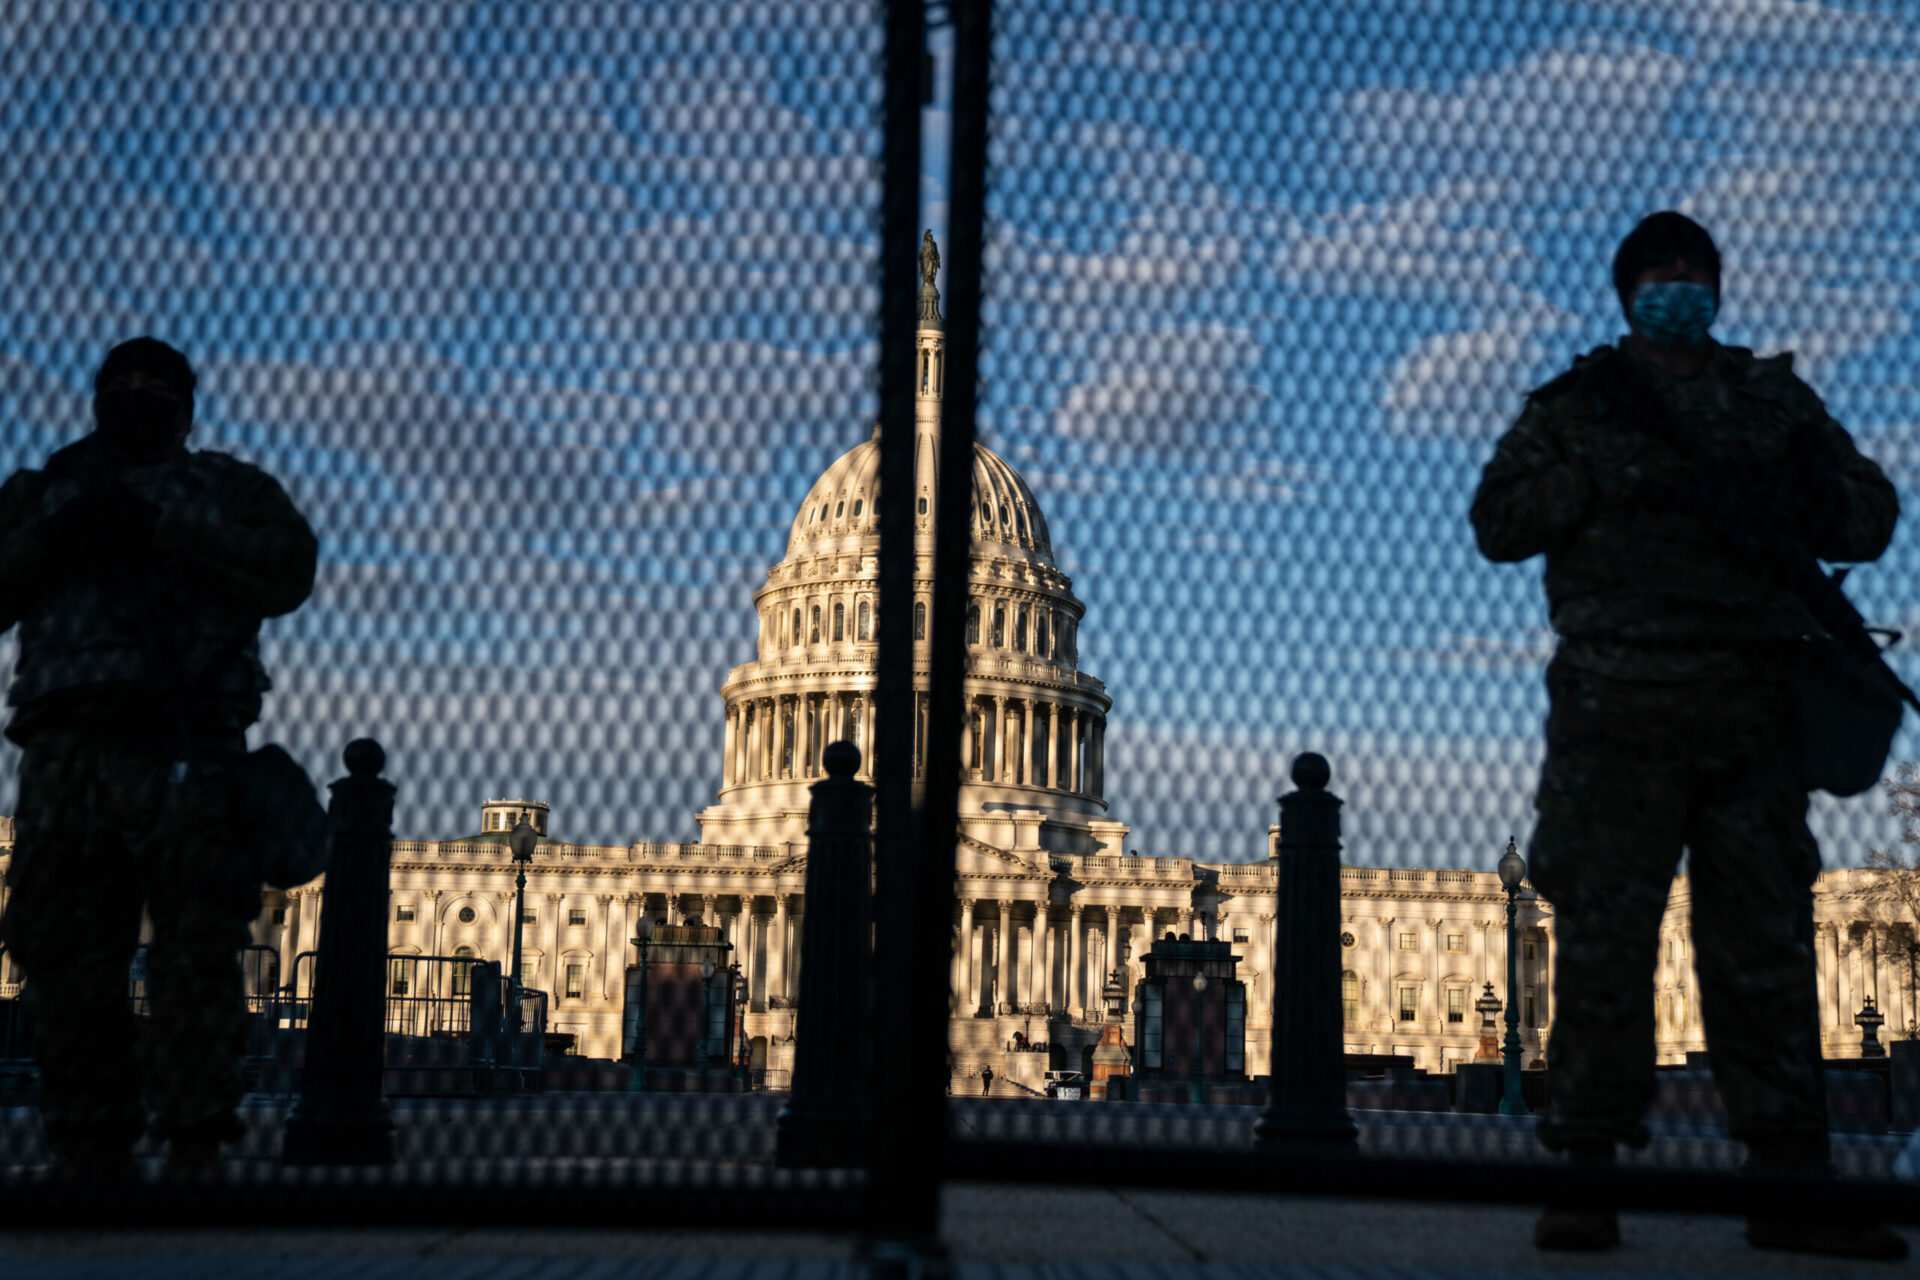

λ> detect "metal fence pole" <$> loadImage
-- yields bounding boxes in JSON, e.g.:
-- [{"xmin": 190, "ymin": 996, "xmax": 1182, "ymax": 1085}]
[
  {"xmin": 777, "ymin": 741, "xmax": 875, "ymax": 1167},
  {"xmin": 866, "ymin": 0, "xmax": 989, "ymax": 1266},
  {"xmin": 282, "ymin": 739, "xmax": 397, "ymax": 1165},
  {"xmin": 1255, "ymin": 752, "xmax": 1357, "ymax": 1150}
]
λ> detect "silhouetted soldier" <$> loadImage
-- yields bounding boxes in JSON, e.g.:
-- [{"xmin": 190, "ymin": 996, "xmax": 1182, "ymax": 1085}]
[
  {"xmin": 1471, "ymin": 213, "xmax": 1906, "ymax": 1260},
  {"xmin": 0, "ymin": 338, "xmax": 317, "ymax": 1179}
]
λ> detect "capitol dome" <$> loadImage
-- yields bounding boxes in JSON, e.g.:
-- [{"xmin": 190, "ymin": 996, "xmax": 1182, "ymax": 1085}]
[
  {"xmin": 784, "ymin": 428, "xmax": 1054, "ymax": 561},
  {"xmin": 696, "ymin": 233, "xmax": 1113, "ymax": 851}
]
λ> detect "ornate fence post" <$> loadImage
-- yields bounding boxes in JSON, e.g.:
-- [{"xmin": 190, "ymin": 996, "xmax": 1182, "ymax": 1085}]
[
  {"xmin": 469, "ymin": 959, "xmax": 502, "ymax": 1074},
  {"xmin": 776, "ymin": 741, "xmax": 874, "ymax": 1168},
  {"xmin": 282, "ymin": 740, "xmax": 397, "ymax": 1165},
  {"xmin": 1255, "ymin": 752, "xmax": 1357, "ymax": 1150}
]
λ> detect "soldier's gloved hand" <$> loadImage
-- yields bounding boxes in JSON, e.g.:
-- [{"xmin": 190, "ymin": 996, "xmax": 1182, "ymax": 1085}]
[{"xmin": 37, "ymin": 483, "xmax": 162, "ymax": 579}]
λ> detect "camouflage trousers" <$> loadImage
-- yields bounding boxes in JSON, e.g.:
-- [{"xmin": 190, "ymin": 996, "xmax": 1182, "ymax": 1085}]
[
  {"xmin": 0, "ymin": 727, "xmax": 259, "ymax": 1160},
  {"xmin": 1529, "ymin": 655, "xmax": 1828, "ymax": 1154}
]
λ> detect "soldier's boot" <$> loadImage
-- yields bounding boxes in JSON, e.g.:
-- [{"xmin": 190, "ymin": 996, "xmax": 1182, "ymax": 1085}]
[
  {"xmin": 1743, "ymin": 1136, "xmax": 1909, "ymax": 1262},
  {"xmin": 1534, "ymin": 1142, "xmax": 1621, "ymax": 1252}
]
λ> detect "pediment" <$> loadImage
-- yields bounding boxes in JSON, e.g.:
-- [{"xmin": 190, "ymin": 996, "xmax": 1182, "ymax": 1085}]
[{"xmin": 956, "ymin": 833, "xmax": 1040, "ymax": 874}]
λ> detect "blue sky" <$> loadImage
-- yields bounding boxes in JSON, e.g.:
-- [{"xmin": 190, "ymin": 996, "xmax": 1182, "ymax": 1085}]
[{"xmin": 2, "ymin": 0, "xmax": 1917, "ymax": 868}]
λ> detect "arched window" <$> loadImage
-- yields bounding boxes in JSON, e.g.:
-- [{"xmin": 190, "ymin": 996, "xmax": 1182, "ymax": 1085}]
[
  {"xmin": 832, "ymin": 602, "xmax": 846, "ymax": 642},
  {"xmin": 791, "ymin": 608, "xmax": 802, "ymax": 647},
  {"xmin": 990, "ymin": 603, "xmax": 1005, "ymax": 648},
  {"xmin": 852, "ymin": 499, "xmax": 863, "ymax": 517},
  {"xmin": 835, "ymin": 500, "xmax": 844, "ymax": 517},
  {"xmin": 965, "ymin": 603, "xmax": 980, "ymax": 645},
  {"xmin": 917, "ymin": 495, "xmax": 928, "ymax": 515},
  {"xmin": 912, "ymin": 601, "xmax": 927, "ymax": 641},
  {"xmin": 969, "ymin": 706, "xmax": 984, "ymax": 770},
  {"xmin": 810, "ymin": 606, "xmax": 822, "ymax": 644},
  {"xmin": 1035, "ymin": 609, "xmax": 1050, "ymax": 657},
  {"xmin": 453, "ymin": 946, "xmax": 476, "ymax": 999},
  {"xmin": 1014, "ymin": 603, "xmax": 1029, "ymax": 653},
  {"xmin": 856, "ymin": 599, "xmax": 871, "ymax": 641}
]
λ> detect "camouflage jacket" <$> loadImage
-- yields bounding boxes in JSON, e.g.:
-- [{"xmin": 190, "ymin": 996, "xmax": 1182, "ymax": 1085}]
[
  {"xmin": 1469, "ymin": 341, "xmax": 1898, "ymax": 680},
  {"xmin": 0, "ymin": 433, "xmax": 317, "ymax": 742}
]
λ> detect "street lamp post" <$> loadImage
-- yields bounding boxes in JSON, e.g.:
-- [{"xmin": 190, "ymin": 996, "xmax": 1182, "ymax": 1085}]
[
  {"xmin": 508, "ymin": 819, "xmax": 539, "ymax": 1033},
  {"xmin": 1497, "ymin": 835, "xmax": 1529, "ymax": 1116}
]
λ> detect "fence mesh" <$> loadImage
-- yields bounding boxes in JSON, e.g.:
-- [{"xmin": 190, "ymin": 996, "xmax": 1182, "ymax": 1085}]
[{"xmin": 0, "ymin": 0, "xmax": 1915, "ymax": 1248}]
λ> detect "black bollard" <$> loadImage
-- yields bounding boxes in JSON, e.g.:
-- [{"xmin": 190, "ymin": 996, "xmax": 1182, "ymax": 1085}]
[
  {"xmin": 282, "ymin": 739, "xmax": 397, "ymax": 1165},
  {"xmin": 1254, "ymin": 752, "xmax": 1358, "ymax": 1150},
  {"xmin": 776, "ymin": 741, "xmax": 874, "ymax": 1168}
]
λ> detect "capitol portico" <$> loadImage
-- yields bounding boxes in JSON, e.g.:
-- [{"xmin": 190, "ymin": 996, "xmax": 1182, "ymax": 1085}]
[{"xmin": 1, "ymin": 237, "xmax": 1913, "ymax": 1091}]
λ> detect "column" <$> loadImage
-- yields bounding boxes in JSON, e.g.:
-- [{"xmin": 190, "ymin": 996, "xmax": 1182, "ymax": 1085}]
[
  {"xmin": 723, "ymin": 705, "xmax": 738, "ymax": 785},
  {"xmin": 770, "ymin": 894, "xmax": 790, "ymax": 1003},
  {"xmin": 548, "ymin": 893, "xmax": 563, "ymax": 992},
  {"xmin": 1379, "ymin": 917, "xmax": 1396, "ymax": 1034},
  {"xmin": 954, "ymin": 899, "xmax": 975, "ymax": 1010},
  {"xmin": 997, "ymin": 900, "xmax": 1014, "ymax": 1013},
  {"xmin": 1821, "ymin": 924, "xmax": 1842, "ymax": 1029},
  {"xmin": 1044, "ymin": 705, "xmax": 1059, "ymax": 789},
  {"xmin": 861, "ymin": 693, "xmax": 876, "ymax": 777},
  {"xmin": 791, "ymin": 694, "xmax": 806, "ymax": 775},
  {"xmin": 1041, "ymin": 908, "xmax": 1056, "ymax": 1009},
  {"xmin": 789, "ymin": 906, "xmax": 803, "ymax": 995},
  {"xmin": 1020, "ymin": 908, "xmax": 1036, "ymax": 1008},
  {"xmin": 988, "ymin": 696, "xmax": 1005, "ymax": 782},
  {"xmin": 1021, "ymin": 699, "xmax": 1035, "ymax": 785},
  {"xmin": 700, "ymin": 894, "xmax": 717, "ymax": 927},
  {"xmin": 595, "ymin": 890, "xmax": 618, "ymax": 997},
  {"xmin": 1423, "ymin": 917, "xmax": 1441, "ymax": 1029},
  {"xmin": 1068, "ymin": 904, "xmax": 1085, "ymax": 1018}
]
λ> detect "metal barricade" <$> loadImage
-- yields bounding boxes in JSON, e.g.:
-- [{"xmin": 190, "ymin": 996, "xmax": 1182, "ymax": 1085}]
[{"xmin": 382, "ymin": 954, "xmax": 485, "ymax": 1039}]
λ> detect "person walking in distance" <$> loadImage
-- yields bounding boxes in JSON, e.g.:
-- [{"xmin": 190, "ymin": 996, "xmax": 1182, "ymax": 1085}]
[
  {"xmin": 1470, "ymin": 213, "xmax": 1906, "ymax": 1260},
  {"xmin": 0, "ymin": 338, "xmax": 318, "ymax": 1179}
]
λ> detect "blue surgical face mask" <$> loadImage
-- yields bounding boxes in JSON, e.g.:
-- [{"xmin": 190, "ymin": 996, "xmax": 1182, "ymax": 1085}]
[{"xmin": 1630, "ymin": 281, "xmax": 1718, "ymax": 347}]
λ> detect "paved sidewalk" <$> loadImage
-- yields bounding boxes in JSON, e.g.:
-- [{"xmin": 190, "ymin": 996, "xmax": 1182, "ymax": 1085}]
[
  {"xmin": 0, "ymin": 1098, "xmax": 1911, "ymax": 1277},
  {"xmin": 0, "ymin": 1188, "xmax": 1913, "ymax": 1278}
]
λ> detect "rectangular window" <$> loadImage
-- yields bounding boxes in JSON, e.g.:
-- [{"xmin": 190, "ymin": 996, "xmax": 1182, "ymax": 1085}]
[
  {"xmin": 522, "ymin": 910, "xmax": 537, "ymax": 925},
  {"xmin": 990, "ymin": 604, "xmax": 1005, "ymax": 647},
  {"xmin": 1141, "ymin": 985, "xmax": 1164, "ymax": 1069},
  {"xmin": 1397, "ymin": 932, "xmax": 1416, "ymax": 951},
  {"xmin": 1445, "ymin": 932, "xmax": 1463, "ymax": 953},
  {"xmin": 389, "ymin": 961, "xmax": 410, "ymax": 996},
  {"xmin": 1398, "ymin": 985, "xmax": 1418, "ymax": 1022},
  {"xmin": 1524, "ymin": 940, "xmax": 1537, "ymax": 963},
  {"xmin": 565, "ymin": 963, "xmax": 584, "ymax": 1000},
  {"xmin": 1342, "ymin": 972, "xmax": 1359, "ymax": 1028},
  {"xmin": 568, "ymin": 909, "xmax": 587, "ymax": 927},
  {"xmin": 272, "ymin": 906, "xmax": 287, "ymax": 925},
  {"xmin": 395, "ymin": 905, "xmax": 415, "ymax": 922},
  {"xmin": 1447, "ymin": 987, "xmax": 1465, "ymax": 1023},
  {"xmin": 520, "ymin": 960, "xmax": 537, "ymax": 987},
  {"xmin": 1525, "ymin": 988, "xmax": 1539, "ymax": 1027},
  {"xmin": 1232, "ymin": 929, "xmax": 1249, "ymax": 944}
]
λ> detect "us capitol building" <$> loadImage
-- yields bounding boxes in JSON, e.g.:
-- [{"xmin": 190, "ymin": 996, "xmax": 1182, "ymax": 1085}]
[{"xmin": 0, "ymin": 238, "xmax": 1911, "ymax": 1089}]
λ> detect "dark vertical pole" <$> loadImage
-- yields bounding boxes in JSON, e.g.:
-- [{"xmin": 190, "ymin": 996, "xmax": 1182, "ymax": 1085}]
[
  {"xmin": 778, "ymin": 742, "xmax": 875, "ymax": 1166},
  {"xmin": 1255, "ymin": 753, "xmax": 1357, "ymax": 1150},
  {"xmin": 282, "ymin": 739, "xmax": 397, "ymax": 1165},
  {"xmin": 1501, "ymin": 886, "xmax": 1528, "ymax": 1114},
  {"xmin": 867, "ymin": 0, "xmax": 988, "ymax": 1260}
]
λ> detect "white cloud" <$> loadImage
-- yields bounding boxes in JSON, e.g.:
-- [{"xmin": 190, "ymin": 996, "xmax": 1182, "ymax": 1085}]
[{"xmin": 1380, "ymin": 300, "xmax": 1581, "ymax": 439}]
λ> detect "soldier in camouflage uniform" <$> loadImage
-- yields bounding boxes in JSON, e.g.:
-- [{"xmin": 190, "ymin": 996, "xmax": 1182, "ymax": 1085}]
[
  {"xmin": 1470, "ymin": 214, "xmax": 1905, "ymax": 1259},
  {"xmin": 0, "ymin": 338, "xmax": 317, "ymax": 1177}
]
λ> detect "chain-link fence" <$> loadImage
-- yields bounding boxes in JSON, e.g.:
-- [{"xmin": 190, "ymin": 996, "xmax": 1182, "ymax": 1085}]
[{"xmin": 0, "ymin": 0, "xmax": 1916, "ymax": 1255}]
